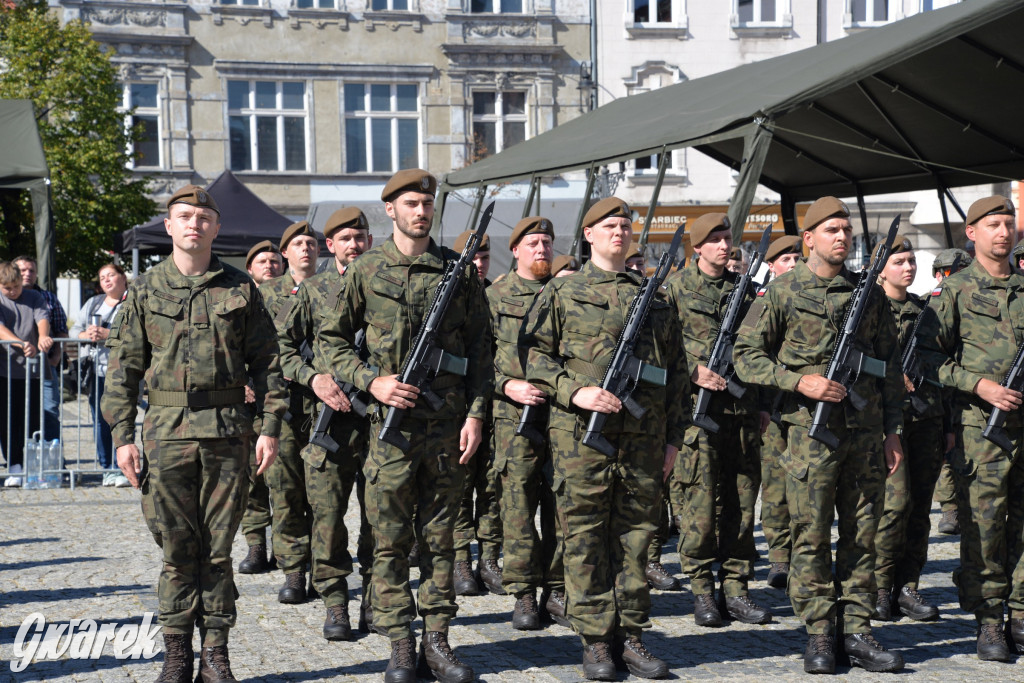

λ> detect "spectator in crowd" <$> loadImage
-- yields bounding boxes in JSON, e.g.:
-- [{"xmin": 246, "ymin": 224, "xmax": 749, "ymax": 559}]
[
  {"xmin": 0, "ymin": 261, "xmax": 54, "ymax": 487},
  {"xmin": 70, "ymin": 264, "xmax": 129, "ymax": 487},
  {"xmin": 13, "ymin": 256, "xmax": 68, "ymax": 442}
]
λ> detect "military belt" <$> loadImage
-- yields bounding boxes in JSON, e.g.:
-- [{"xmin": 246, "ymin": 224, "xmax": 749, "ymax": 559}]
[
  {"xmin": 564, "ymin": 358, "xmax": 603, "ymax": 384},
  {"xmin": 148, "ymin": 387, "xmax": 247, "ymax": 409}
]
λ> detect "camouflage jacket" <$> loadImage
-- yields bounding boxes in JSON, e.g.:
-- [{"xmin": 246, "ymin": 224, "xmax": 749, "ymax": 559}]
[
  {"xmin": 933, "ymin": 259, "xmax": 1024, "ymax": 427},
  {"xmin": 486, "ymin": 270, "xmax": 548, "ymax": 421},
  {"xmin": 665, "ymin": 262, "xmax": 757, "ymax": 415},
  {"xmin": 101, "ymin": 256, "xmax": 288, "ymax": 448},
  {"xmin": 524, "ymin": 259, "xmax": 690, "ymax": 448},
  {"xmin": 260, "ymin": 271, "xmax": 300, "ymax": 322},
  {"xmin": 886, "ymin": 292, "xmax": 945, "ymax": 422},
  {"xmin": 733, "ymin": 259, "xmax": 904, "ymax": 435},
  {"xmin": 279, "ymin": 267, "xmax": 346, "ymax": 390},
  {"xmin": 317, "ymin": 237, "xmax": 493, "ymax": 421}
]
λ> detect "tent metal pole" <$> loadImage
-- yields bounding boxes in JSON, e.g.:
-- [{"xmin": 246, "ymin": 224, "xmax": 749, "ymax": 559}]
[
  {"xmin": 936, "ymin": 184, "xmax": 954, "ymax": 248},
  {"xmin": 132, "ymin": 227, "xmax": 140, "ymax": 278},
  {"xmin": 432, "ymin": 185, "xmax": 449, "ymax": 240},
  {"xmin": 570, "ymin": 162, "xmax": 597, "ymax": 260},
  {"xmin": 855, "ymin": 189, "xmax": 872, "ymax": 265},
  {"xmin": 535, "ymin": 176, "xmax": 542, "ymax": 215},
  {"xmin": 522, "ymin": 174, "xmax": 538, "ymax": 219},
  {"xmin": 637, "ymin": 146, "xmax": 669, "ymax": 255},
  {"xmin": 943, "ymin": 187, "xmax": 966, "ymax": 221}
]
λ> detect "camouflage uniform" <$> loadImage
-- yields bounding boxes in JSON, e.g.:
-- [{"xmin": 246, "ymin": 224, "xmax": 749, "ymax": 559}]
[
  {"xmin": 278, "ymin": 267, "xmax": 370, "ymax": 607},
  {"xmin": 487, "ymin": 271, "xmax": 564, "ymax": 597},
  {"xmin": 665, "ymin": 262, "xmax": 761, "ymax": 598},
  {"xmin": 933, "ymin": 260, "xmax": 1024, "ymax": 624},
  {"xmin": 240, "ymin": 412, "xmax": 272, "ymax": 547},
  {"xmin": 733, "ymin": 260, "xmax": 904, "ymax": 635},
  {"xmin": 318, "ymin": 237, "xmax": 492, "ymax": 640},
  {"xmin": 760, "ymin": 418, "xmax": 791, "ymax": 565},
  {"xmin": 525, "ymin": 260, "xmax": 690, "ymax": 644},
  {"xmin": 934, "ymin": 461, "xmax": 958, "ymax": 513},
  {"xmin": 261, "ymin": 272, "xmax": 313, "ymax": 577},
  {"xmin": 102, "ymin": 256, "xmax": 287, "ymax": 646},
  {"xmin": 874, "ymin": 293, "xmax": 946, "ymax": 593},
  {"xmin": 453, "ymin": 408, "xmax": 502, "ymax": 566}
]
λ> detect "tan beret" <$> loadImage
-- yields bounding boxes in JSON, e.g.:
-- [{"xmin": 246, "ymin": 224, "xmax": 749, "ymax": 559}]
[
  {"xmin": 168, "ymin": 184, "xmax": 219, "ymax": 215},
  {"xmin": 803, "ymin": 196, "xmax": 850, "ymax": 231},
  {"xmin": 246, "ymin": 240, "xmax": 279, "ymax": 269},
  {"xmin": 279, "ymin": 220, "xmax": 317, "ymax": 252},
  {"xmin": 453, "ymin": 229, "xmax": 490, "ymax": 253},
  {"xmin": 324, "ymin": 207, "xmax": 369, "ymax": 239},
  {"xmin": 728, "ymin": 246, "xmax": 743, "ymax": 261},
  {"xmin": 582, "ymin": 197, "xmax": 631, "ymax": 228},
  {"xmin": 765, "ymin": 235, "xmax": 802, "ymax": 262},
  {"xmin": 871, "ymin": 233, "xmax": 913, "ymax": 262},
  {"xmin": 965, "ymin": 195, "xmax": 1015, "ymax": 226},
  {"xmin": 381, "ymin": 168, "xmax": 437, "ymax": 201},
  {"xmin": 551, "ymin": 253, "xmax": 580, "ymax": 275},
  {"xmin": 690, "ymin": 212, "xmax": 730, "ymax": 247},
  {"xmin": 509, "ymin": 216, "xmax": 555, "ymax": 249},
  {"xmin": 626, "ymin": 244, "xmax": 643, "ymax": 261}
]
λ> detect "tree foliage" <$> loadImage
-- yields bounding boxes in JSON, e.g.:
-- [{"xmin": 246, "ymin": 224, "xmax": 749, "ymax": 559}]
[{"xmin": 0, "ymin": 0, "xmax": 156, "ymax": 277}]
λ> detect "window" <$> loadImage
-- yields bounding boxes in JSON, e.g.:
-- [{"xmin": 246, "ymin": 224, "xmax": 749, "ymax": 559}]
[
  {"xmin": 849, "ymin": 0, "xmax": 892, "ymax": 24},
  {"xmin": 470, "ymin": 0, "xmax": 522, "ymax": 13},
  {"xmin": 344, "ymin": 83, "xmax": 420, "ymax": 173},
  {"xmin": 221, "ymin": 0, "xmax": 259, "ymax": 4},
  {"xmin": 123, "ymin": 83, "xmax": 161, "ymax": 169},
  {"xmin": 633, "ymin": 0, "xmax": 671, "ymax": 23},
  {"xmin": 370, "ymin": 0, "xmax": 408, "ymax": 9},
  {"xmin": 228, "ymin": 80, "xmax": 308, "ymax": 172},
  {"xmin": 471, "ymin": 91, "xmax": 526, "ymax": 160},
  {"xmin": 295, "ymin": 0, "xmax": 335, "ymax": 6},
  {"xmin": 634, "ymin": 152, "xmax": 667, "ymax": 174},
  {"xmin": 736, "ymin": 0, "xmax": 777, "ymax": 24}
]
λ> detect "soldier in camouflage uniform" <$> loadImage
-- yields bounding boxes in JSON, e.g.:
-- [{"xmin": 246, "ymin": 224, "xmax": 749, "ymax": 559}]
[
  {"xmin": 102, "ymin": 185, "xmax": 287, "ymax": 683},
  {"xmin": 261, "ymin": 221, "xmax": 320, "ymax": 604},
  {"xmin": 236, "ymin": 240, "xmax": 284, "ymax": 575},
  {"xmin": 486, "ymin": 216, "xmax": 567, "ymax": 630},
  {"xmin": 525, "ymin": 197, "xmax": 690, "ymax": 680},
  {"xmin": 278, "ymin": 207, "xmax": 374, "ymax": 641},
  {"xmin": 318, "ymin": 169, "xmax": 491, "ymax": 683},
  {"xmin": 451, "ymin": 230, "xmax": 505, "ymax": 597},
  {"xmin": 868, "ymin": 236, "xmax": 946, "ymax": 623},
  {"xmin": 933, "ymin": 196, "xmax": 1024, "ymax": 662},
  {"xmin": 733, "ymin": 196, "xmax": 906, "ymax": 674}
]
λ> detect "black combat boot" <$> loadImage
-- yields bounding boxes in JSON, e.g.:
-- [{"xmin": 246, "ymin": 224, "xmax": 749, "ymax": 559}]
[
  {"xmin": 937, "ymin": 507, "xmax": 960, "ymax": 535},
  {"xmin": 581, "ymin": 642, "xmax": 617, "ymax": 681},
  {"xmin": 385, "ymin": 636, "xmax": 417, "ymax": 683},
  {"xmin": 277, "ymin": 571, "xmax": 306, "ymax": 604},
  {"xmin": 237, "ymin": 543, "xmax": 269, "ymax": 574},
  {"xmin": 978, "ymin": 623, "xmax": 1012, "ymax": 662},
  {"xmin": 766, "ymin": 562, "xmax": 789, "ymax": 590},
  {"xmin": 419, "ymin": 631, "xmax": 474, "ymax": 683},
  {"xmin": 895, "ymin": 586, "xmax": 939, "ymax": 621},
  {"xmin": 155, "ymin": 633, "xmax": 193, "ymax": 683},
  {"xmin": 541, "ymin": 588, "xmax": 570, "ymax": 628},
  {"xmin": 323, "ymin": 603, "xmax": 353, "ymax": 641},
  {"xmin": 873, "ymin": 588, "xmax": 892, "ymax": 621},
  {"xmin": 196, "ymin": 645, "xmax": 238, "ymax": 683},
  {"xmin": 843, "ymin": 633, "xmax": 904, "ymax": 672},
  {"xmin": 719, "ymin": 594, "xmax": 772, "ymax": 624},
  {"xmin": 454, "ymin": 560, "xmax": 481, "ymax": 596},
  {"xmin": 645, "ymin": 562, "xmax": 681, "ymax": 591},
  {"xmin": 803, "ymin": 634, "xmax": 835, "ymax": 674},
  {"xmin": 512, "ymin": 590, "xmax": 541, "ymax": 630},
  {"xmin": 1008, "ymin": 617, "xmax": 1024, "ymax": 654},
  {"xmin": 614, "ymin": 636, "xmax": 669, "ymax": 679},
  {"xmin": 693, "ymin": 593, "xmax": 723, "ymax": 627},
  {"xmin": 477, "ymin": 558, "xmax": 506, "ymax": 595}
]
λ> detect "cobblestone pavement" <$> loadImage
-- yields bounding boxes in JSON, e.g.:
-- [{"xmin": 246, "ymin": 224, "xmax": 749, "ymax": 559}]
[{"xmin": 0, "ymin": 481, "xmax": 1019, "ymax": 682}]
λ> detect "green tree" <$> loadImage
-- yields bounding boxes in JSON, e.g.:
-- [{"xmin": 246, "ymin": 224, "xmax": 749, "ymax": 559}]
[{"xmin": 0, "ymin": 0, "xmax": 156, "ymax": 278}]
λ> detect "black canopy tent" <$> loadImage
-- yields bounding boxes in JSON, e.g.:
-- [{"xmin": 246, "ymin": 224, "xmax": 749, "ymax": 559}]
[
  {"xmin": 440, "ymin": 0, "xmax": 1024, "ymax": 253},
  {"xmin": 0, "ymin": 100, "xmax": 55, "ymax": 288}
]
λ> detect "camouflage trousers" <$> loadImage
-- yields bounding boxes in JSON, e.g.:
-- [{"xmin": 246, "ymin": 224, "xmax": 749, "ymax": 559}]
[
  {"xmin": 760, "ymin": 419, "xmax": 791, "ymax": 564},
  {"xmin": 951, "ymin": 421, "xmax": 1024, "ymax": 624},
  {"xmin": 549, "ymin": 426, "xmax": 662, "ymax": 644},
  {"xmin": 782, "ymin": 422, "xmax": 885, "ymax": 635},
  {"xmin": 493, "ymin": 417, "xmax": 564, "ymax": 595},
  {"xmin": 934, "ymin": 462, "xmax": 957, "ymax": 512},
  {"xmin": 364, "ymin": 417, "xmax": 465, "ymax": 640},
  {"xmin": 675, "ymin": 415, "xmax": 761, "ymax": 597},
  {"xmin": 241, "ymin": 440, "xmax": 272, "ymax": 547},
  {"xmin": 647, "ymin": 475, "xmax": 673, "ymax": 564},
  {"xmin": 454, "ymin": 421, "xmax": 502, "ymax": 563},
  {"xmin": 874, "ymin": 416, "xmax": 944, "ymax": 591},
  {"xmin": 140, "ymin": 437, "xmax": 249, "ymax": 647},
  {"xmin": 265, "ymin": 407, "xmax": 312, "ymax": 574}
]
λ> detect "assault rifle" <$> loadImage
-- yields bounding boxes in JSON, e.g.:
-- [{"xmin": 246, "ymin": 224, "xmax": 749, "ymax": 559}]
[
  {"xmin": 515, "ymin": 402, "xmax": 546, "ymax": 446},
  {"xmin": 982, "ymin": 340, "xmax": 1024, "ymax": 453},
  {"xmin": 581, "ymin": 224, "xmax": 685, "ymax": 457},
  {"xmin": 808, "ymin": 215, "xmax": 900, "ymax": 449},
  {"xmin": 309, "ymin": 329, "xmax": 371, "ymax": 453},
  {"xmin": 692, "ymin": 225, "xmax": 772, "ymax": 434},
  {"xmin": 377, "ymin": 202, "xmax": 495, "ymax": 452}
]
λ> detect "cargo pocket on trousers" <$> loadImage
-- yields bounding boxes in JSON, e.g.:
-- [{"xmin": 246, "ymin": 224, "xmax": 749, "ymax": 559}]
[
  {"xmin": 779, "ymin": 447, "xmax": 809, "ymax": 483},
  {"xmin": 674, "ymin": 429, "xmax": 701, "ymax": 486}
]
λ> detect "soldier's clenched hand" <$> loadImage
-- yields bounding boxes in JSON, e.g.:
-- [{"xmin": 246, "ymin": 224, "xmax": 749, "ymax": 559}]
[
  {"xmin": 796, "ymin": 374, "xmax": 847, "ymax": 402},
  {"xmin": 312, "ymin": 373, "xmax": 351, "ymax": 412},
  {"xmin": 883, "ymin": 433, "xmax": 903, "ymax": 476},
  {"xmin": 974, "ymin": 377, "xmax": 1023, "ymax": 412},
  {"xmin": 691, "ymin": 365, "xmax": 727, "ymax": 391},
  {"xmin": 369, "ymin": 374, "xmax": 420, "ymax": 409},
  {"xmin": 255, "ymin": 435, "xmax": 279, "ymax": 475},
  {"xmin": 571, "ymin": 387, "xmax": 622, "ymax": 414},
  {"xmin": 504, "ymin": 379, "xmax": 546, "ymax": 406},
  {"xmin": 459, "ymin": 417, "xmax": 483, "ymax": 464},
  {"xmin": 117, "ymin": 444, "xmax": 142, "ymax": 489}
]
